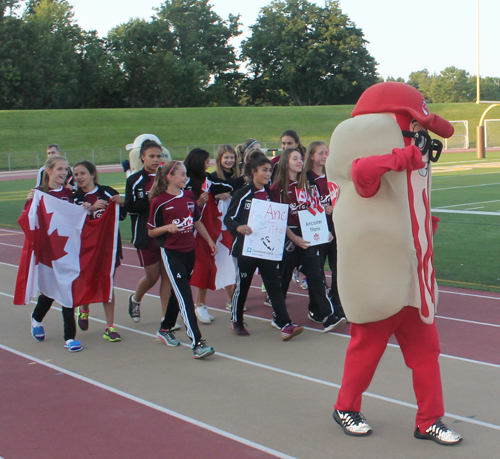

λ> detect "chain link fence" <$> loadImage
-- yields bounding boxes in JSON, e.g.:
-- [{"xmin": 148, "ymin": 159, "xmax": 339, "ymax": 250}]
[{"xmin": 0, "ymin": 142, "xmax": 283, "ymax": 171}]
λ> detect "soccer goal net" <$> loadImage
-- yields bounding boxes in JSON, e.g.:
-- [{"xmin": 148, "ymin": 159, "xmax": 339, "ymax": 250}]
[
  {"xmin": 443, "ymin": 120, "xmax": 469, "ymax": 150},
  {"xmin": 484, "ymin": 119, "xmax": 500, "ymax": 148}
]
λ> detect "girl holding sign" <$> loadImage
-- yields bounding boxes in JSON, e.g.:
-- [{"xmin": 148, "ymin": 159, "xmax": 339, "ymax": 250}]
[
  {"xmin": 224, "ymin": 152, "xmax": 303, "ymax": 340},
  {"xmin": 271, "ymin": 149, "xmax": 346, "ymax": 332},
  {"xmin": 304, "ymin": 142, "xmax": 345, "ymax": 319}
]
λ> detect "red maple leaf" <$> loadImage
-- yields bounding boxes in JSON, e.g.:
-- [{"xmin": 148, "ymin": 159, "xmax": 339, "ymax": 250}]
[
  {"xmin": 33, "ymin": 197, "xmax": 69, "ymax": 267},
  {"xmin": 313, "ymin": 233, "xmax": 320, "ymax": 241}
]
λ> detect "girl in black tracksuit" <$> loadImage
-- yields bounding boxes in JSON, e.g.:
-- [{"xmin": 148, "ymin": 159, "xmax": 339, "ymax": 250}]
[
  {"xmin": 304, "ymin": 141, "xmax": 345, "ymax": 317},
  {"xmin": 224, "ymin": 152, "xmax": 303, "ymax": 341},
  {"xmin": 271, "ymin": 148, "xmax": 345, "ymax": 333}
]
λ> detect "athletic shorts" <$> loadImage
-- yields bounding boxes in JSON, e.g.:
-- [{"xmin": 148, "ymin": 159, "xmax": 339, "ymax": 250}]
[{"xmin": 137, "ymin": 243, "xmax": 161, "ymax": 267}]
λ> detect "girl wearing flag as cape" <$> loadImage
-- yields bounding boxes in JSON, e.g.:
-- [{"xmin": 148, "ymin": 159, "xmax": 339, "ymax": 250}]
[
  {"xmin": 148, "ymin": 160, "xmax": 217, "ymax": 359},
  {"xmin": 73, "ymin": 160, "xmax": 127, "ymax": 342},
  {"xmin": 271, "ymin": 148, "xmax": 346, "ymax": 333},
  {"xmin": 27, "ymin": 155, "xmax": 82, "ymax": 352}
]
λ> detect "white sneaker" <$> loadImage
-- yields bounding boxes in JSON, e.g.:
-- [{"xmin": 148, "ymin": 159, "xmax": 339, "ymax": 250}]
[
  {"xmin": 196, "ymin": 305, "xmax": 212, "ymax": 324},
  {"xmin": 202, "ymin": 304, "xmax": 214, "ymax": 320}
]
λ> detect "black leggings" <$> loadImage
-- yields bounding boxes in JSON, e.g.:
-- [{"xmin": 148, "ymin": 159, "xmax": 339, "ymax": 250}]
[
  {"xmin": 32, "ymin": 294, "xmax": 76, "ymax": 341},
  {"xmin": 280, "ymin": 240, "xmax": 334, "ymax": 321},
  {"xmin": 232, "ymin": 256, "xmax": 292, "ymax": 328}
]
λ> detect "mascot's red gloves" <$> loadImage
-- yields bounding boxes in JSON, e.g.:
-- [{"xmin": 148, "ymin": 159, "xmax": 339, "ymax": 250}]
[{"xmin": 351, "ymin": 145, "xmax": 425, "ymax": 198}]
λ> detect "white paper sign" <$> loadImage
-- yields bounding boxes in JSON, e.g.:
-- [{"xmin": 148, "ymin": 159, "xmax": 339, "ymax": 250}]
[
  {"xmin": 242, "ymin": 199, "xmax": 288, "ymax": 261},
  {"xmin": 298, "ymin": 208, "xmax": 330, "ymax": 246}
]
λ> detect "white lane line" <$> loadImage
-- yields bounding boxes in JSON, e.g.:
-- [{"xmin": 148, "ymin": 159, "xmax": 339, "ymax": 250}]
[
  {"xmin": 431, "ymin": 209, "xmax": 500, "ymax": 216},
  {"xmin": 433, "ymin": 182, "xmax": 500, "ymax": 191},
  {"xmin": 0, "ymin": 242, "xmax": 23, "ymax": 249},
  {"xmin": 436, "ymin": 199, "xmax": 500, "ymax": 209},
  {"xmin": 439, "ymin": 289, "xmax": 500, "ymax": 301},
  {"xmin": 0, "ymin": 344, "xmax": 295, "ymax": 459},
  {"xmin": 1, "ymin": 290, "xmax": 500, "ymax": 431}
]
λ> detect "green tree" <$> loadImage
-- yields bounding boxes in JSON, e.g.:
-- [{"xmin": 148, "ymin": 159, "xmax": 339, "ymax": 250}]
[
  {"xmin": 429, "ymin": 67, "xmax": 474, "ymax": 103},
  {"xmin": 107, "ymin": 18, "xmax": 207, "ymax": 107},
  {"xmin": 155, "ymin": 0, "xmax": 242, "ymax": 105},
  {"xmin": 241, "ymin": 0, "xmax": 378, "ymax": 106}
]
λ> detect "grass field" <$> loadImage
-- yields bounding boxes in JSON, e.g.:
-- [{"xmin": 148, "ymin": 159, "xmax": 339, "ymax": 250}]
[
  {"xmin": 0, "ymin": 102, "xmax": 496, "ymax": 170},
  {"xmin": 2, "ymin": 150, "xmax": 500, "ymax": 293}
]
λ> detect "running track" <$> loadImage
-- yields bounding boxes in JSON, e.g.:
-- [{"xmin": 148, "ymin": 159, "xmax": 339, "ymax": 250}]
[{"xmin": 1, "ymin": 227, "xmax": 499, "ymax": 458}]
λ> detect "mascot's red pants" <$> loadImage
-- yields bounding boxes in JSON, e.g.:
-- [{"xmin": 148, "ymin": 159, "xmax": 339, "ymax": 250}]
[{"xmin": 334, "ymin": 306, "xmax": 444, "ymax": 431}]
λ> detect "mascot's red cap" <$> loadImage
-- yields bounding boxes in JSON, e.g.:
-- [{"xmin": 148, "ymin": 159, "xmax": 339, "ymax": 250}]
[{"xmin": 352, "ymin": 82, "xmax": 454, "ymax": 138}]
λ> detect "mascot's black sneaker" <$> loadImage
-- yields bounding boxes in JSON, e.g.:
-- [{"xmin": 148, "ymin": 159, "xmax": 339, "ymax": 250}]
[
  {"xmin": 414, "ymin": 419, "xmax": 463, "ymax": 445},
  {"xmin": 333, "ymin": 410, "xmax": 372, "ymax": 436}
]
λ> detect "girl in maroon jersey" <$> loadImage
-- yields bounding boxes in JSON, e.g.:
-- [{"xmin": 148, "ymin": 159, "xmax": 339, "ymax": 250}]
[
  {"xmin": 271, "ymin": 148, "xmax": 346, "ymax": 333},
  {"xmin": 147, "ymin": 160, "xmax": 217, "ymax": 359},
  {"xmin": 304, "ymin": 141, "xmax": 345, "ymax": 318},
  {"xmin": 73, "ymin": 160, "xmax": 127, "ymax": 342},
  {"xmin": 28, "ymin": 155, "xmax": 82, "ymax": 352}
]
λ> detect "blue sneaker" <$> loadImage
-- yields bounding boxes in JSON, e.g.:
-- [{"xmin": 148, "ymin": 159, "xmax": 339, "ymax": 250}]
[
  {"xmin": 192, "ymin": 340, "xmax": 214, "ymax": 359},
  {"xmin": 31, "ymin": 314, "xmax": 45, "ymax": 342},
  {"xmin": 64, "ymin": 339, "xmax": 82, "ymax": 352}
]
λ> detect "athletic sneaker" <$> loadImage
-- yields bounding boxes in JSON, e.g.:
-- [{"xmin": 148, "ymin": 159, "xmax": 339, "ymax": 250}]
[
  {"xmin": 292, "ymin": 268, "xmax": 300, "ymax": 284},
  {"xmin": 281, "ymin": 324, "xmax": 304, "ymax": 341},
  {"xmin": 196, "ymin": 305, "xmax": 212, "ymax": 324},
  {"xmin": 76, "ymin": 306, "xmax": 89, "ymax": 331},
  {"xmin": 270, "ymin": 319, "xmax": 281, "ymax": 330},
  {"xmin": 261, "ymin": 283, "xmax": 266, "ymax": 293},
  {"xmin": 231, "ymin": 321, "xmax": 249, "ymax": 336},
  {"xmin": 300, "ymin": 276, "xmax": 308, "ymax": 290},
  {"xmin": 414, "ymin": 419, "xmax": 463, "ymax": 445},
  {"xmin": 103, "ymin": 326, "xmax": 121, "ymax": 342},
  {"xmin": 31, "ymin": 314, "xmax": 45, "ymax": 342},
  {"xmin": 64, "ymin": 339, "xmax": 83, "ymax": 352},
  {"xmin": 156, "ymin": 328, "xmax": 180, "ymax": 347},
  {"xmin": 333, "ymin": 410, "xmax": 372, "ymax": 436},
  {"xmin": 307, "ymin": 311, "xmax": 324, "ymax": 323},
  {"xmin": 128, "ymin": 294, "xmax": 140, "ymax": 323},
  {"xmin": 323, "ymin": 314, "xmax": 347, "ymax": 332},
  {"xmin": 192, "ymin": 340, "xmax": 215, "ymax": 359},
  {"xmin": 263, "ymin": 296, "xmax": 272, "ymax": 307}
]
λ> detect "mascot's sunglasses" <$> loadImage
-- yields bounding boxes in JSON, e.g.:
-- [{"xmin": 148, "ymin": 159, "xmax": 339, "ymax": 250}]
[{"xmin": 402, "ymin": 131, "xmax": 443, "ymax": 163}]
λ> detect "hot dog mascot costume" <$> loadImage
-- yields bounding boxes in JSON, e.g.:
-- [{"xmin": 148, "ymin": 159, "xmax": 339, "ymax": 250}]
[{"xmin": 327, "ymin": 82, "xmax": 462, "ymax": 445}]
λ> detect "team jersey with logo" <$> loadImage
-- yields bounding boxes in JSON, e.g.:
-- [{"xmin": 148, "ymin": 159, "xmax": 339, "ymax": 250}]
[
  {"xmin": 48, "ymin": 186, "xmax": 74, "ymax": 203},
  {"xmin": 253, "ymin": 188, "xmax": 270, "ymax": 201},
  {"xmin": 148, "ymin": 190, "xmax": 200, "ymax": 252},
  {"xmin": 271, "ymin": 181, "xmax": 308, "ymax": 229}
]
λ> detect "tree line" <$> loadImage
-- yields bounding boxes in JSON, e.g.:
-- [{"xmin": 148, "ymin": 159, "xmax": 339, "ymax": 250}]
[
  {"xmin": 391, "ymin": 67, "xmax": 500, "ymax": 103},
  {"xmin": 0, "ymin": 0, "xmax": 379, "ymax": 109},
  {"xmin": 1, "ymin": 1, "xmax": 497, "ymax": 110}
]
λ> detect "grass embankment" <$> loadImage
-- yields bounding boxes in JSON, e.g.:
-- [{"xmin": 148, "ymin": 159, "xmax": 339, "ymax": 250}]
[{"xmin": 1, "ymin": 103, "xmax": 497, "ymax": 170}]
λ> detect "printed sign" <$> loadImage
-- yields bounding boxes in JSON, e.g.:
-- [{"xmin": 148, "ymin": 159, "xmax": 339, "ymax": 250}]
[
  {"xmin": 298, "ymin": 209, "xmax": 330, "ymax": 246},
  {"xmin": 242, "ymin": 199, "xmax": 288, "ymax": 261}
]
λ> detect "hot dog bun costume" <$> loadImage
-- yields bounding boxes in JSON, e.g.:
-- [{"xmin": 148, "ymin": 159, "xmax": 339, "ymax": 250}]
[
  {"xmin": 328, "ymin": 82, "xmax": 462, "ymax": 444},
  {"xmin": 126, "ymin": 134, "xmax": 172, "ymax": 175}
]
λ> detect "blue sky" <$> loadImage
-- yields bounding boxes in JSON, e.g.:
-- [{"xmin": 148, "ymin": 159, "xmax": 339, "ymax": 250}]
[{"xmin": 59, "ymin": 1, "xmax": 500, "ymax": 79}]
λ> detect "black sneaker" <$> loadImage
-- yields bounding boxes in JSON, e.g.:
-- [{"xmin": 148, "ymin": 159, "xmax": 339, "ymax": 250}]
[
  {"xmin": 414, "ymin": 419, "xmax": 463, "ymax": 445},
  {"xmin": 128, "ymin": 294, "xmax": 140, "ymax": 323},
  {"xmin": 323, "ymin": 314, "xmax": 347, "ymax": 332},
  {"xmin": 308, "ymin": 311, "xmax": 323, "ymax": 323},
  {"xmin": 333, "ymin": 410, "xmax": 372, "ymax": 436}
]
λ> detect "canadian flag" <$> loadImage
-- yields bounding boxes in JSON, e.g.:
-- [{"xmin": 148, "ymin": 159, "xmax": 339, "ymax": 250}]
[{"xmin": 14, "ymin": 190, "xmax": 119, "ymax": 307}]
